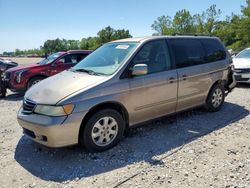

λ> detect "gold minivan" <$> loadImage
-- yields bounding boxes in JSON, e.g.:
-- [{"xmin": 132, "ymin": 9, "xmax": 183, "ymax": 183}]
[{"xmin": 17, "ymin": 36, "xmax": 236, "ymax": 152}]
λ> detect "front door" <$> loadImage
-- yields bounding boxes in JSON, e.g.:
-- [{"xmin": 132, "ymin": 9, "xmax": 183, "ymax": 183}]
[{"xmin": 125, "ymin": 40, "xmax": 178, "ymax": 125}]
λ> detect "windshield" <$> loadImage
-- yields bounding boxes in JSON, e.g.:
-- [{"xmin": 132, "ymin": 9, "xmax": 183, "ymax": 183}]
[
  {"xmin": 235, "ymin": 49, "xmax": 250, "ymax": 59},
  {"xmin": 39, "ymin": 52, "xmax": 62, "ymax": 65},
  {"xmin": 72, "ymin": 42, "xmax": 139, "ymax": 75}
]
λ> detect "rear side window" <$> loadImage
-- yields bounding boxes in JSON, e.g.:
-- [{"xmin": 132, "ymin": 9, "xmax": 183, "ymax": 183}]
[
  {"xmin": 201, "ymin": 39, "xmax": 226, "ymax": 63},
  {"xmin": 169, "ymin": 39, "xmax": 205, "ymax": 68}
]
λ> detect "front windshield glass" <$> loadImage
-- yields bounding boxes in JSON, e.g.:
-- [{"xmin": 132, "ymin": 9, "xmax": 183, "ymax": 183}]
[
  {"xmin": 72, "ymin": 42, "xmax": 139, "ymax": 75},
  {"xmin": 39, "ymin": 52, "xmax": 62, "ymax": 65},
  {"xmin": 235, "ymin": 49, "xmax": 250, "ymax": 59}
]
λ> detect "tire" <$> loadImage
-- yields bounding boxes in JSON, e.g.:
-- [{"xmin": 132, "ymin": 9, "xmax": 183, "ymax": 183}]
[
  {"xmin": 27, "ymin": 77, "xmax": 44, "ymax": 90},
  {"xmin": 206, "ymin": 84, "xmax": 225, "ymax": 112},
  {"xmin": 80, "ymin": 109, "xmax": 125, "ymax": 152},
  {"xmin": 0, "ymin": 88, "xmax": 6, "ymax": 98},
  {"xmin": 0, "ymin": 81, "xmax": 6, "ymax": 98}
]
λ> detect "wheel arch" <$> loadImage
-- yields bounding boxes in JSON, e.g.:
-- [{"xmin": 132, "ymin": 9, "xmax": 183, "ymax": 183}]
[
  {"xmin": 78, "ymin": 101, "xmax": 129, "ymax": 143},
  {"xmin": 26, "ymin": 74, "xmax": 48, "ymax": 89},
  {"xmin": 206, "ymin": 79, "xmax": 226, "ymax": 102}
]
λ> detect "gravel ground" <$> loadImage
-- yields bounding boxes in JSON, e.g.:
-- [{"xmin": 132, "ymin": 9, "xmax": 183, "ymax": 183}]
[{"xmin": 0, "ymin": 85, "xmax": 249, "ymax": 188}]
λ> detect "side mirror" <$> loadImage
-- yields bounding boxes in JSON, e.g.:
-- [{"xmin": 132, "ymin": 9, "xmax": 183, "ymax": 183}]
[{"xmin": 131, "ymin": 64, "xmax": 148, "ymax": 76}]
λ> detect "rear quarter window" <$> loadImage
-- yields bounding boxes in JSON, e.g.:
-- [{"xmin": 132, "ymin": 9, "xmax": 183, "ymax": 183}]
[{"xmin": 201, "ymin": 39, "xmax": 226, "ymax": 63}]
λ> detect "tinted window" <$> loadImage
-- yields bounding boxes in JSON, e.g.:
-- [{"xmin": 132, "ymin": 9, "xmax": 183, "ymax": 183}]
[
  {"xmin": 201, "ymin": 39, "xmax": 226, "ymax": 62},
  {"xmin": 169, "ymin": 39, "xmax": 205, "ymax": 68},
  {"xmin": 77, "ymin": 53, "xmax": 88, "ymax": 62},
  {"xmin": 132, "ymin": 40, "xmax": 171, "ymax": 74}
]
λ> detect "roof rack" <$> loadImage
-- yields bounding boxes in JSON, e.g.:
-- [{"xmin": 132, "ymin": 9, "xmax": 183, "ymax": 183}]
[{"xmin": 172, "ymin": 33, "xmax": 213, "ymax": 37}]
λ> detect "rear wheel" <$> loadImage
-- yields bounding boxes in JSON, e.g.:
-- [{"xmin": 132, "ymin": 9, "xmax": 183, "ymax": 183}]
[
  {"xmin": 80, "ymin": 109, "xmax": 125, "ymax": 152},
  {"xmin": 27, "ymin": 76, "xmax": 44, "ymax": 89},
  {"xmin": 206, "ymin": 84, "xmax": 225, "ymax": 112}
]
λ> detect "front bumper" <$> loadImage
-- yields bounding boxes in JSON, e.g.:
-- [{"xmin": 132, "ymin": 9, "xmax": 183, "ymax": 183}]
[
  {"xmin": 17, "ymin": 108, "xmax": 86, "ymax": 147},
  {"xmin": 4, "ymin": 78, "xmax": 26, "ymax": 92},
  {"xmin": 234, "ymin": 73, "xmax": 250, "ymax": 83}
]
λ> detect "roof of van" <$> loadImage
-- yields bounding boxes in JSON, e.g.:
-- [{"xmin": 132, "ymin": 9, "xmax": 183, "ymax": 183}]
[{"xmin": 112, "ymin": 35, "xmax": 219, "ymax": 43}]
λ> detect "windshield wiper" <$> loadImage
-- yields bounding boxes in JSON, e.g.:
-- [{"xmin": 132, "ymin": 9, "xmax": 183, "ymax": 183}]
[{"xmin": 72, "ymin": 68, "xmax": 102, "ymax": 76}]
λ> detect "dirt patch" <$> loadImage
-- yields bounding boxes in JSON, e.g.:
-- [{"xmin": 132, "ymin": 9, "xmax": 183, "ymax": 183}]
[{"xmin": 3, "ymin": 57, "xmax": 43, "ymax": 65}]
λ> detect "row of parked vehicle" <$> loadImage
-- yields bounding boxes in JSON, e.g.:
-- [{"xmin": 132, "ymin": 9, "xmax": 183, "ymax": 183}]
[{"xmin": 1, "ymin": 35, "xmax": 249, "ymax": 152}]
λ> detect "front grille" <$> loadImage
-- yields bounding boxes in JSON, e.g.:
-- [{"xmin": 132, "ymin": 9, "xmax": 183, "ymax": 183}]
[
  {"xmin": 235, "ymin": 75, "xmax": 250, "ymax": 81},
  {"xmin": 22, "ymin": 98, "xmax": 36, "ymax": 114},
  {"xmin": 234, "ymin": 68, "xmax": 250, "ymax": 73}
]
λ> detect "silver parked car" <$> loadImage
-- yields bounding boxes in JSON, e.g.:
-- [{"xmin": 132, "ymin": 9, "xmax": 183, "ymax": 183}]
[
  {"xmin": 17, "ymin": 36, "xmax": 236, "ymax": 152},
  {"xmin": 233, "ymin": 48, "xmax": 250, "ymax": 83}
]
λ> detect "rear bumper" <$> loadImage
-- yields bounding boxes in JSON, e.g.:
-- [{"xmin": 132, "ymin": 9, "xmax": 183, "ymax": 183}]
[
  {"xmin": 225, "ymin": 69, "xmax": 237, "ymax": 94},
  {"xmin": 17, "ymin": 108, "xmax": 86, "ymax": 147}
]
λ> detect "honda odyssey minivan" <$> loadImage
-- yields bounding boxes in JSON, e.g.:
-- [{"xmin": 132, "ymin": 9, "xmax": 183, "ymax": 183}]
[{"xmin": 17, "ymin": 36, "xmax": 236, "ymax": 152}]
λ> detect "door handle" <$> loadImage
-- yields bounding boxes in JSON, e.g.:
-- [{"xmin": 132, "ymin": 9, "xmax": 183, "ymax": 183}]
[{"xmin": 182, "ymin": 75, "xmax": 187, "ymax": 80}]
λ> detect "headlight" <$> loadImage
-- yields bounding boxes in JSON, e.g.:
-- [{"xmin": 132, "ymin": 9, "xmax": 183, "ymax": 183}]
[
  {"xmin": 34, "ymin": 104, "xmax": 75, "ymax": 116},
  {"xmin": 15, "ymin": 69, "xmax": 28, "ymax": 83}
]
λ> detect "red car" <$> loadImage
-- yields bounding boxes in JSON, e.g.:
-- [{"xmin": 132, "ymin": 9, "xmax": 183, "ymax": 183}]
[{"xmin": 4, "ymin": 50, "xmax": 92, "ymax": 92}]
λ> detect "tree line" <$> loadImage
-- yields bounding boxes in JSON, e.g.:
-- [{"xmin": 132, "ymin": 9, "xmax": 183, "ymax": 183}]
[
  {"xmin": 152, "ymin": 0, "xmax": 250, "ymax": 51},
  {"xmin": 2, "ymin": 0, "xmax": 250, "ymax": 57}
]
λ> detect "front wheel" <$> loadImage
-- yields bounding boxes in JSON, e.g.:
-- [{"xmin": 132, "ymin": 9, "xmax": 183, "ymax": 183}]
[
  {"xmin": 206, "ymin": 84, "xmax": 225, "ymax": 112},
  {"xmin": 80, "ymin": 109, "xmax": 125, "ymax": 152}
]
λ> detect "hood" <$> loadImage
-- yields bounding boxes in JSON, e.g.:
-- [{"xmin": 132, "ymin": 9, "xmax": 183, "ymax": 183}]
[
  {"xmin": 233, "ymin": 58, "xmax": 250, "ymax": 69},
  {"xmin": 25, "ymin": 70, "xmax": 106, "ymax": 105},
  {"xmin": 6, "ymin": 63, "xmax": 40, "ymax": 72}
]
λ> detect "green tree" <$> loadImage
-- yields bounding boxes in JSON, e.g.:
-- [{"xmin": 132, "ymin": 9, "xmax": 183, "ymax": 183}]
[
  {"xmin": 112, "ymin": 29, "xmax": 132, "ymax": 40},
  {"xmin": 151, "ymin": 15, "xmax": 173, "ymax": 35},
  {"xmin": 172, "ymin": 10, "xmax": 195, "ymax": 33},
  {"xmin": 203, "ymin": 5, "xmax": 222, "ymax": 34},
  {"xmin": 97, "ymin": 26, "xmax": 115, "ymax": 45}
]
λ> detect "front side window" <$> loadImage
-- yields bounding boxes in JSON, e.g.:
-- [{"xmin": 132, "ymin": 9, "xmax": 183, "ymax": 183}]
[
  {"xmin": 169, "ymin": 39, "xmax": 205, "ymax": 68},
  {"xmin": 132, "ymin": 40, "xmax": 171, "ymax": 74},
  {"xmin": 77, "ymin": 53, "xmax": 88, "ymax": 62},
  {"xmin": 72, "ymin": 42, "xmax": 138, "ymax": 75},
  {"xmin": 59, "ymin": 54, "xmax": 78, "ymax": 64}
]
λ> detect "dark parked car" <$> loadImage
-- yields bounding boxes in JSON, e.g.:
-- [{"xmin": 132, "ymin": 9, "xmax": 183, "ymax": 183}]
[
  {"xmin": 0, "ymin": 59, "xmax": 18, "ymax": 97},
  {"xmin": 4, "ymin": 50, "xmax": 92, "ymax": 92}
]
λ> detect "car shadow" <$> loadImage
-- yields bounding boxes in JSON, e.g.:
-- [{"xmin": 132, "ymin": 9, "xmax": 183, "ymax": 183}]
[
  {"xmin": 237, "ymin": 83, "xmax": 250, "ymax": 89},
  {"xmin": 14, "ymin": 102, "xmax": 249, "ymax": 182},
  {"xmin": 1, "ymin": 92, "xmax": 24, "ymax": 101}
]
